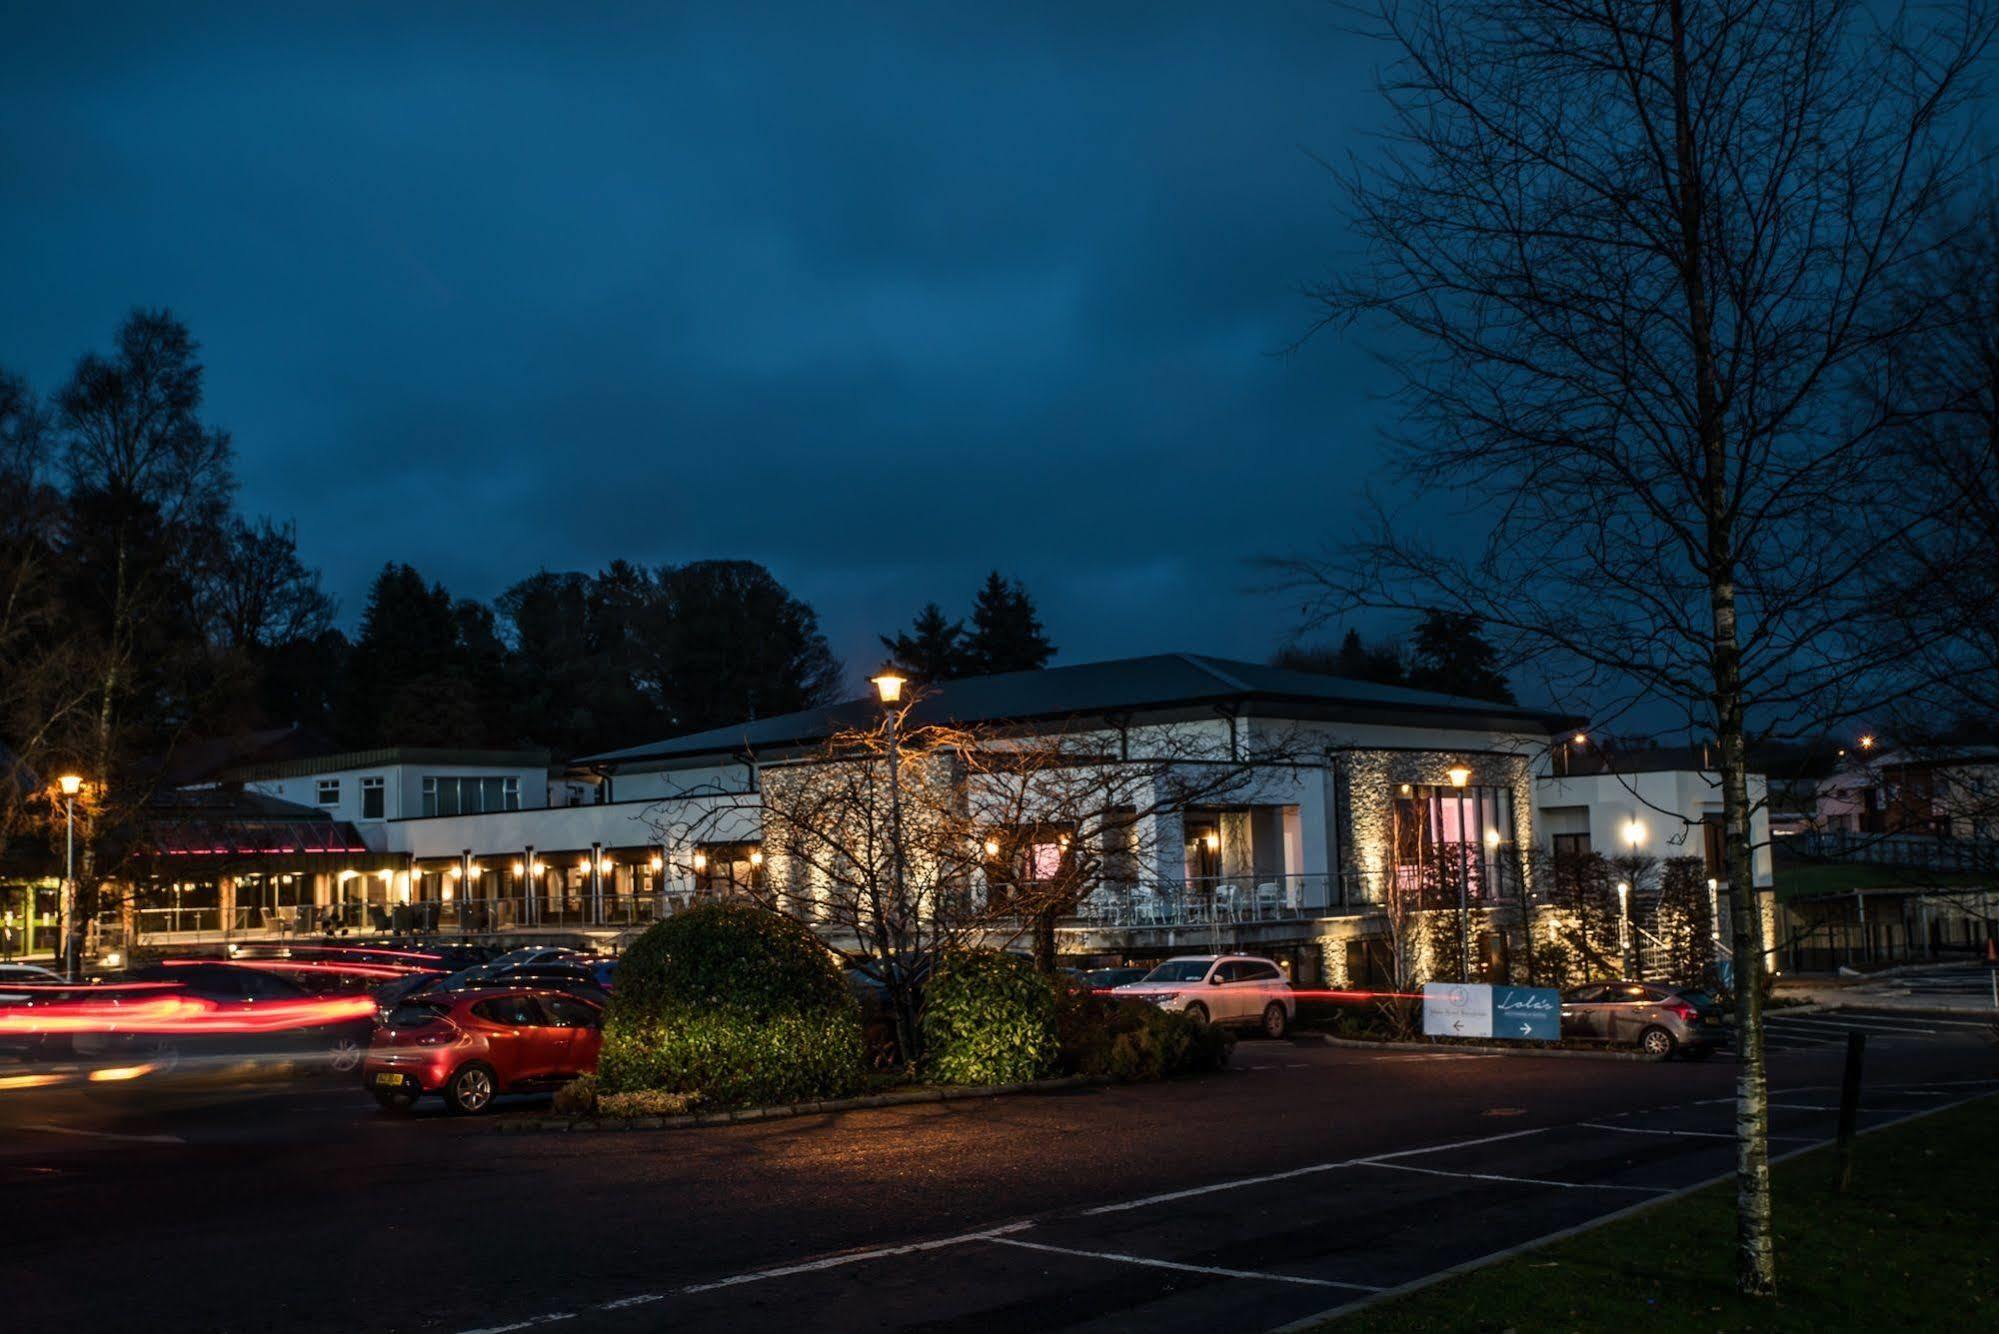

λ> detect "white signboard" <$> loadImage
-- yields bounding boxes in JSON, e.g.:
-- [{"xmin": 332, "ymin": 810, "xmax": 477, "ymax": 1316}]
[{"xmin": 1422, "ymin": 982, "xmax": 1494, "ymax": 1038}]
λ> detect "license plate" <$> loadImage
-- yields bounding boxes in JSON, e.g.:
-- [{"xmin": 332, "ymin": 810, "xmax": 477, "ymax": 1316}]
[{"xmin": 373, "ymin": 1072, "xmax": 405, "ymax": 1087}]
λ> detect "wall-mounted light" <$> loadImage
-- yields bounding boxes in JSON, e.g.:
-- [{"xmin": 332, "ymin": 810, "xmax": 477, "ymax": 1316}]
[
  {"xmin": 749, "ymin": 849, "xmax": 764, "ymax": 867},
  {"xmin": 692, "ymin": 851, "xmax": 708, "ymax": 872},
  {"xmin": 1622, "ymin": 819, "xmax": 1645, "ymax": 848},
  {"xmin": 512, "ymin": 860, "xmax": 525, "ymax": 877},
  {"xmin": 1447, "ymin": 767, "xmax": 1472, "ymax": 788},
  {"xmin": 1572, "ymin": 732, "xmax": 1587, "ymax": 745},
  {"xmin": 983, "ymin": 837, "xmax": 1001, "ymax": 859},
  {"xmin": 1483, "ymin": 827, "xmax": 1502, "ymax": 849},
  {"xmin": 1859, "ymin": 734, "xmax": 1876, "ymax": 751},
  {"xmin": 446, "ymin": 865, "xmax": 461, "ymax": 879},
  {"xmin": 1398, "ymin": 783, "xmax": 1413, "ymax": 796},
  {"xmin": 1202, "ymin": 831, "xmax": 1220, "ymax": 853},
  {"xmin": 377, "ymin": 868, "xmax": 394, "ymax": 883},
  {"xmin": 649, "ymin": 853, "xmax": 664, "ymax": 873}
]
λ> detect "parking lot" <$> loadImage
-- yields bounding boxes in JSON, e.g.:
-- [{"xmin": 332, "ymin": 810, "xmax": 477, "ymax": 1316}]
[{"xmin": 7, "ymin": 1005, "xmax": 1991, "ymax": 1334}]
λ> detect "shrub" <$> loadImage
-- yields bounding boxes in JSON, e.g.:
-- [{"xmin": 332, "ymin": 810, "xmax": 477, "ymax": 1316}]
[
  {"xmin": 1058, "ymin": 991, "xmax": 1233, "ymax": 1082},
  {"xmin": 598, "ymin": 901, "xmax": 864, "ymax": 1108},
  {"xmin": 551, "ymin": 1073, "xmax": 597, "ymax": 1117},
  {"xmin": 598, "ymin": 1088, "xmax": 699, "ymax": 1118},
  {"xmin": 921, "ymin": 950, "xmax": 1060, "ymax": 1086}
]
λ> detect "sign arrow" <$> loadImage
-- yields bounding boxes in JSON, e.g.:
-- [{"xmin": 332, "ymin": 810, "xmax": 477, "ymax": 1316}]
[
  {"xmin": 1519, "ymin": 1022, "xmax": 1532, "ymax": 1036},
  {"xmin": 1452, "ymin": 1019, "xmax": 1464, "ymax": 1033}
]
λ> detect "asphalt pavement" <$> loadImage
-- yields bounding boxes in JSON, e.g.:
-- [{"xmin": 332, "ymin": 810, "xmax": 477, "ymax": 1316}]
[{"xmin": 4, "ymin": 1011, "xmax": 1993, "ymax": 1334}]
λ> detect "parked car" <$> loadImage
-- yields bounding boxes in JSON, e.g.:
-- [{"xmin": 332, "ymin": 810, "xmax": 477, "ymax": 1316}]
[
  {"xmin": 0, "ymin": 962, "xmax": 64, "ymax": 991},
  {"xmin": 1558, "ymin": 981, "xmax": 1728, "ymax": 1058},
  {"xmin": 1082, "ymin": 966, "xmax": 1151, "ymax": 991},
  {"xmin": 1111, "ymin": 955, "xmax": 1295, "ymax": 1038},
  {"xmin": 363, "ymin": 989, "xmax": 603, "ymax": 1114},
  {"xmin": 68, "ymin": 962, "xmax": 381, "ymax": 1073}
]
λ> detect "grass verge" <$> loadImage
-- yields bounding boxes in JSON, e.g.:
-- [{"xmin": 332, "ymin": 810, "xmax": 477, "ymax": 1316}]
[{"xmin": 1322, "ymin": 1092, "xmax": 1998, "ymax": 1332}]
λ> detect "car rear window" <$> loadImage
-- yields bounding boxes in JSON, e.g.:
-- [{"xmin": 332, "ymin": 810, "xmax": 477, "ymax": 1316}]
[
  {"xmin": 1144, "ymin": 960, "xmax": 1213, "ymax": 982},
  {"xmin": 472, "ymin": 996, "xmax": 543, "ymax": 1026},
  {"xmin": 386, "ymin": 1003, "xmax": 444, "ymax": 1028}
]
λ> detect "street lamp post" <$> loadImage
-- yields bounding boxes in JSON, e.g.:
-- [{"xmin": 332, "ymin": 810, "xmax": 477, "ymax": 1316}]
[
  {"xmin": 1616, "ymin": 879, "xmax": 1632, "ymax": 978},
  {"xmin": 871, "ymin": 674, "xmax": 908, "ymax": 914},
  {"xmin": 57, "ymin": 775, "xmax": 83, "ymax": 981}
]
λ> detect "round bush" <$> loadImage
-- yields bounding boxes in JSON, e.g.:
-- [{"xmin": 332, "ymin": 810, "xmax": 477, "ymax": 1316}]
[
  {"xmin": 599, "ymin": 902, "xmax": 863, "ymax": 1107},
  {"xmin": 921, "ymin": 950, "xmax": 1059, "ymax": 1086}
]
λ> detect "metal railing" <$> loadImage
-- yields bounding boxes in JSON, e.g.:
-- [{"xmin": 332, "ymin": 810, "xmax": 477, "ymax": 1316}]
[{"xmin": 1798, "ymin": 829, "xmax": 1999, "ymax": 876}]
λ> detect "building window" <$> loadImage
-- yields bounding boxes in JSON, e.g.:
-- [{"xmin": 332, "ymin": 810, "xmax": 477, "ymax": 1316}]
[
  {"xmin": 1389, "ymin": 782, "xmax": 1516, "ymax": 901},
  {"xmin": 316, "ymin": 778, "xmax": 340, "ymax": 806},
  {"xmin": 1552, "ymin": 832, "xmax": 1592, "ymax": 859},
  {"xmin": 360, "ymin": 776, "xmax": 385, "ymax": 820},
  {"xmin": 1702, "ymin": 817, "xmax": 1725, "ymax": 878},
  {"xmin": 695, "ymin": 843, "xmax": 764, "ymax": 896},
  {"xmin": 421, "ymin": 776, "xmax": 523, "ymax": 817}
]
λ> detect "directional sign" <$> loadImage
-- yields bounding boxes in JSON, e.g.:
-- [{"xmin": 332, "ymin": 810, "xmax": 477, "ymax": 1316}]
[
  {"xmin": 1421, "ymin": 982, "xmax": 1493, "ymax": 1038},
  {"xmin": 1492, "ymin": 985, "xmax": 1561, "ymax": 1041}
]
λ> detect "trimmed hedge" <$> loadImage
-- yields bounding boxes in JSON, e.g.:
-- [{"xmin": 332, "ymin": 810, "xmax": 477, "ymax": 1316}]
[
  {"xmin": 1056, "ymin": 987, "xmax": 1234, "ymax": 1082},
  {"xmin": 598, "ymin": 901, "xmax": 864, "ymax": 1108},
  {"xmin": 921, "ymin": 950, "xmax": 1060, "ymax": 1086}
]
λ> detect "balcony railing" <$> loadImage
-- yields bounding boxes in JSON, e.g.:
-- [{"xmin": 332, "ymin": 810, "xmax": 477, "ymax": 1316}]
[{"xmin": 1797, "ymin": 829, "xmax": 1999, "ymax": 876}]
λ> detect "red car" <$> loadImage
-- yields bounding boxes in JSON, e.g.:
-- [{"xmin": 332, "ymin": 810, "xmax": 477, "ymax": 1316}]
[{"xmin": 362, "ymin": 989, "xmax": 603, "ymax": 1115}]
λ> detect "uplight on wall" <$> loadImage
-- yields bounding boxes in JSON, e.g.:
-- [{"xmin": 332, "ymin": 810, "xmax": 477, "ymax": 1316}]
[
  {"xmin": 1446, "ymin": 767, "xmax": 1472, "ymax": 788},
  {"xmin": 1622, "ymin": 819, "xmax": 1645, "ymax": 848}
]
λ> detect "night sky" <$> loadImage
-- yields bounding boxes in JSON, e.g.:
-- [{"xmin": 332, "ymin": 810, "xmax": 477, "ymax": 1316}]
[{"xmin": 1, "ymin": 3, "xmax": 1392, "ymax": 680}]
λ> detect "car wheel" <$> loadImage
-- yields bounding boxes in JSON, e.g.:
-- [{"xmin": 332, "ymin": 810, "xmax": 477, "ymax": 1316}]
[
  {"xmin": 326, "ymin": 1034, "xmax": 365, "ymax": 1075},
  {"xmin": 444, "ymin": 1062, "xmax": 498, "ymax": 1115},
  {"xmin": 1261, "ymin": 1003, "xmax": 1289, "ymax": 1040},
  {"xmin": 1638, "ymin": 1025, "xmax": 1676, "ymax": 1059},
  {"xmin": 1183, "ymin": 1002, "xmax": 1210, "ymax": 1024},
  {"xmin": 372, "ymin": 1086, "xmax": 418, "ymax": 1113}
]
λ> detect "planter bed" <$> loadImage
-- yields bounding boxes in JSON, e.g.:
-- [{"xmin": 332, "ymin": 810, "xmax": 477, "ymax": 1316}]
[{"xmin": 495, "ymin": 1073, "xmax": 1108, "ymax": 1134}]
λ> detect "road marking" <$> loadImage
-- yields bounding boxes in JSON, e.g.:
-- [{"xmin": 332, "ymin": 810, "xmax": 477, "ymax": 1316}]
[
  {"xmin": 20, "ymin": 1123, "xmax": 185, "ymax": 1145},
  {"xmin": 1351, "ymin": 1160, "xmax": 1669, "ymax": 1193},
  {"xmin": 681, "ymin": 1222, "xmax": 1035, "ymax": 1293},
  {"xmin": 989, "ymin": 1236, "xmax": 1383, "ymax": 1291},
  {"xmin": 1079, "ymin": 1127, "xmax": 1545, "ymax": 1216},
  {"xmin": 1578, "ymin": 1121, "xmax": 1815, "ymax": 1143},
  {"xmin": 1769, "ymin": 1017, "xmax": 1938, "ymax": 1035},
  {"xmin": 455, "ymin": 1223, "xmax": 1037, "ymax": 1333}
]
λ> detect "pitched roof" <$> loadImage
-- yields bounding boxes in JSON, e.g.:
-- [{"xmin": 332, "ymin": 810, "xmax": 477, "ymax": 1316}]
[{"xmin": 577, "ymin": 652, "xmax": 1573, "ymax": 767}]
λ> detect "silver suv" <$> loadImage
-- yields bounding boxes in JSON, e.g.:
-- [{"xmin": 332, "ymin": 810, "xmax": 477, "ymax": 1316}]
[{"xmin": 1111, "ymin": 955, "xmax": 1296, "ymax": 1038}]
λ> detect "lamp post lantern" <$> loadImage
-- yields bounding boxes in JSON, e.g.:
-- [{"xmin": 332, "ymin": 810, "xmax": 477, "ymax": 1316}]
[{"xmin": 57, "ymin": 775, "xmax": 83, "ymax": 981}]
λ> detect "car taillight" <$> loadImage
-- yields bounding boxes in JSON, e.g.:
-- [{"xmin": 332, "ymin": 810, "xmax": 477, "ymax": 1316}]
[{"xmin": 1667, "ymin": 1001, "xmax": 1697, "ymax": 1022}]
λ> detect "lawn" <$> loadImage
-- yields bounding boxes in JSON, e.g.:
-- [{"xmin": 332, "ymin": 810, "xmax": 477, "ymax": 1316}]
[{"xmin": 1323, "ymin": 1094, "xmax": 1999, "ymax": 1332}]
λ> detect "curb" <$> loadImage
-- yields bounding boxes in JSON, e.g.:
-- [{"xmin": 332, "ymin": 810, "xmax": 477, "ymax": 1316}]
[
  {"xmin": 1819, "ymin": 1000, "xmax": 1999, "ymax": 1022},
  {"xmin": 495, "ymin": 1073, "xmax": 1109, "ymax": 1134},
  {"xmin": 1312, "ymin": 1034, "xmax": 1659, "ymax": 1061}
]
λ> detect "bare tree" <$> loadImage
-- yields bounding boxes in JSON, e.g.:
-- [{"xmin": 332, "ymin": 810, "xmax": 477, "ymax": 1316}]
[
  {"xmin": 646, "ymin": 701, "xmax": 1303, "ymax": 1063},
  {"xmin": 1282, "ymin": 0, "xmax": 1993, "ymax": 1294}
]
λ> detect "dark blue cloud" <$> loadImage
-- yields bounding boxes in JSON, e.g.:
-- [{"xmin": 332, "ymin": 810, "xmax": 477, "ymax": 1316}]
[{"xmin": 0, "ymin": 1, "xmax": 1392, "ymax": 677}]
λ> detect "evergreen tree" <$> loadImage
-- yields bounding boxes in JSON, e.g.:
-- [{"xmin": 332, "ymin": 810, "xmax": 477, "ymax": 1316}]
[
  {"xmin": 1273, "ymin": 630, "xmax": 1406, "ymax": 684},
  {"xmin": 962, "ymin": 572, "xmax": 1054, "ymax": 675},
  {"xmin": 338, "ymin": 563, "xmax": 513, "ymax": 747},
  {"xmin": 1405, "ymin": 610, "xmax": 1513, "ymax": 703},
  {"xmin": 880, "ymin": 602, "xmax": 967, "ymax": 682}
]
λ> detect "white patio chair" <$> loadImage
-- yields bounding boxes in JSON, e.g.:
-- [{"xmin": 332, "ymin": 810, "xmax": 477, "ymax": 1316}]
[
  {"xmin": 1214, "ymin": 883, "xmax": 1240, "ymax": 922},
  {"xmin": 1254, "ymin": 881, "xmax": 1281, "ymax": 918}
]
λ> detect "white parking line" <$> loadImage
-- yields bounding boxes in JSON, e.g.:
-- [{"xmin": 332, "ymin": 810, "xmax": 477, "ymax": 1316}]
[
  {"xmin": 1775, "ymin": 1024, "xmax": 1927, "ymax": 1040},
  {"xmin": 1578, "ymin": 1122, "xmax": 1815, "ymax": 1143},
  {"xmin": 990, "ymin": 1236, "xmax": 1382, "ymax": 1291},
  {"xmin": 1081, "ymin": 1127, "xmax": 1545, "ymax": 1216},
  {"xmin": 682, "ymin": 1222, "xmax": 1036, "ymax": 1293},
  {"xmin": 1351, "ymin": 1160, "xmax": 1669, "ymax": 1193}
]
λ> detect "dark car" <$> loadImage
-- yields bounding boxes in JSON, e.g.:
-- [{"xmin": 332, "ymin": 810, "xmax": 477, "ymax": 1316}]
[
  {"xmin": 363, "ymin": 989, "xmax": 603, "ymax": 1114},
  {"xmin": 47, "ymin": 962, "xmax": 383, "ymax": 1074},
  {"xmin": 1083, "ymin": 966, "xmax": 1152, "ymax": 991},
  {"xmin": 1559, "ymin": 981, "xmax": 1728, "ymax": 1058}
]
